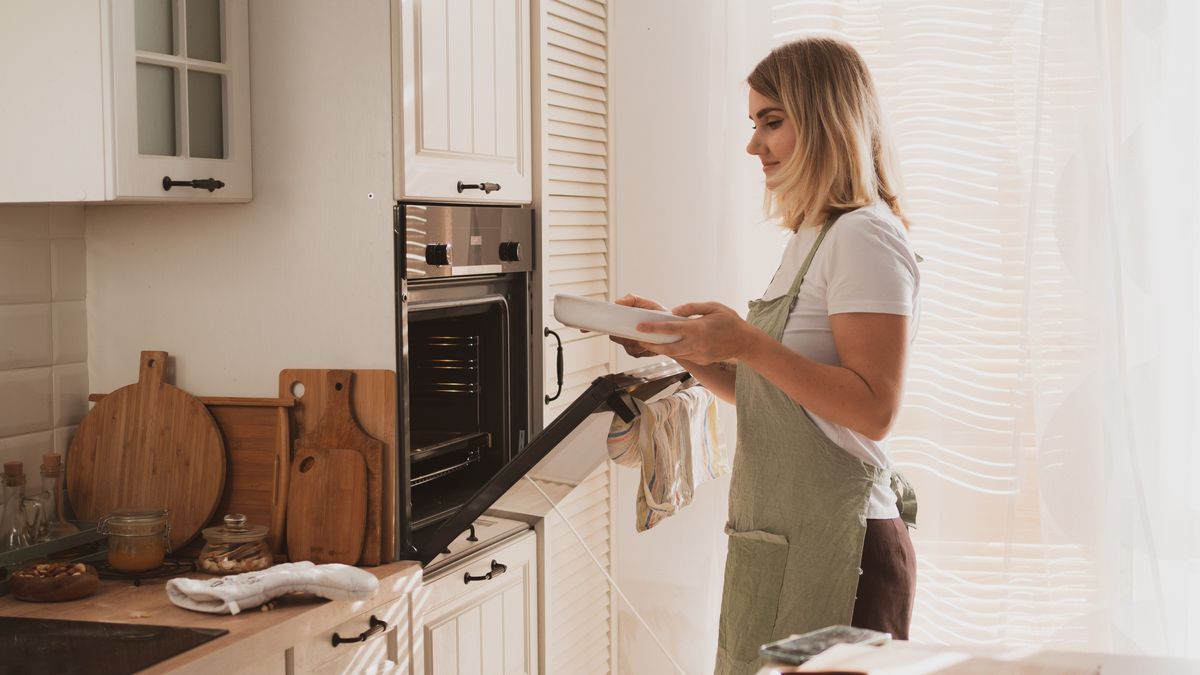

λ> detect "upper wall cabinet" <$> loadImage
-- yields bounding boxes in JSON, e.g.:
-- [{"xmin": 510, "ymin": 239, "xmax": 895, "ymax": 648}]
[
  {"xmin": 0, "ymin": 0, "xmax": 251, "ymax": 203},
  {"xmin": 393, "ymin": 0, "xmax": 533, "ymax": 204}
]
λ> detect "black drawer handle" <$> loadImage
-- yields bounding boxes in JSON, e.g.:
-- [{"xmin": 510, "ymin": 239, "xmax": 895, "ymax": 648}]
[
  {"xmin": 162, "ymin": 176, "xmax": 226, "ymax": 192},
  {"xmin": 464, "ymin": 559, "xmax": 507, "ymax": 584},
  {"xmin": 331, "ymin": 615, "xmax": 388, "ymax": 647},
  {"xmin": 457, "ymin": 180, "xmax": 501, "ymax": 194}
]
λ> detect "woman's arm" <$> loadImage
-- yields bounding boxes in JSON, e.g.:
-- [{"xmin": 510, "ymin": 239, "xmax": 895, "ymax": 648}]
[
  {"xmin": 672, "ymin": 358, "xmax": 737, "ymax": 404},
  {"xmin": 637, "ymin": 304, "xmax": 907, "ymax": 441}
]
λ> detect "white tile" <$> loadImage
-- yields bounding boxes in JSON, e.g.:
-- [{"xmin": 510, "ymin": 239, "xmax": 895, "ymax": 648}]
[
  {"xmin": 48, "ymin": 205, "xmax": 85, "ymax": 239},
  {"xmin": 52, "ymin": 301, "xmax": 87, "ymax": 364},
  {"xmin": 0, "ymin": 240, "xmax": 51, "ymax": 304},
  {"xmin": 52, "ymin": 362, "xmax": 89, "ymax": 428},
  {"xmin": 0, "ymin": 303, "xmax": 52, "ymax": 369},
  {"xmin": 0, "ymin": 430, "xmax": 54, "ymax": 480},
  {"xmin": 0, "ymin": 206, "xmax": 49, "ymax": 241},
  {"xmin": 0, "ymin": 367, "xmax": 53, "ymax": 437},
  {"xmin": 53, "ymin": 425, "xmax": 78, "ymax": 457},
  {"xmin": 51, "ymin": 239, "xmax": 86, "ymax": 302}
]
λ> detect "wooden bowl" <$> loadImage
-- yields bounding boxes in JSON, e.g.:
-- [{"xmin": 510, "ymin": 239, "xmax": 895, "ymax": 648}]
[{"xmin": 10, "ymin": 563, "xmax": 100, "ymax": 603}]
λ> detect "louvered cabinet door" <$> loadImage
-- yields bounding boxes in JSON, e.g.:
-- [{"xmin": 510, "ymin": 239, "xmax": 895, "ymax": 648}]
[{"xmin": 394, "ymin": 0, "xmax": 533, "ymax": 204}]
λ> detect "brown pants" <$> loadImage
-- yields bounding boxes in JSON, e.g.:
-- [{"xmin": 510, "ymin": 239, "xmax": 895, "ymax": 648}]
[{"xmin": 852, "ymin": 517, "xmax": 916, "ymax": 639}]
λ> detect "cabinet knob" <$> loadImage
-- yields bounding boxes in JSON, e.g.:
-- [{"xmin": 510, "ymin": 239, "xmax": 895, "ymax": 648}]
[
  {"xmin": 331, "ymin": 615, "xmax": 388, "ymax": 647},
  {"xmin": 162, "ymin": 176, "xmax": 226, "ymax": 192},
  {"xmin": 457, "ymin": 181, "xmax": 501, "ymax": 194},
  {"xmin": 464, "ymin": 559, "xmax": 508, "ymax": 584},
  {"xmin": 425, "ymin": 243, "xmax": 452, "ymax": 266}
]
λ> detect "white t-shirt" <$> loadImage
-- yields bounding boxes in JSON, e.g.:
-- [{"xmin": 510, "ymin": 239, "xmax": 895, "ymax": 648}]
[{"xmin": 760, "ymin": 202, "xmax": 920, "ymax": 519}]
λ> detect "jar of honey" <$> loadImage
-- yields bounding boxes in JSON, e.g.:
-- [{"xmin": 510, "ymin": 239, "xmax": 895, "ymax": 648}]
[{"xmin": 98, "ymin": 508, "xmax": 171, "ymax": 573}]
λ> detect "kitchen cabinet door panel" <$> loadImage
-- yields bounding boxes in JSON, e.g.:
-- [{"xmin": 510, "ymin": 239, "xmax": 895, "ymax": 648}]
[
  {"xmin": 417, "ymin": 531, "xmax": 537, "ymax": 675},
  {"xmin": 395, "ymin": 0, "xmax": 532, "ymax": 203}
]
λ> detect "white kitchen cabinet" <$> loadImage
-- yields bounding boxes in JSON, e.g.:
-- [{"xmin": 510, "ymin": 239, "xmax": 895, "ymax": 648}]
[
  {"xmin": 287, "ymin": 590, "xmax": 416, "ymax": 675},
  {"xmin": 0, "ymin": 0, "xmax": 252, "ymax": 203},
  {"xmin": 416, "ymin": 530, "xmax": 538, "ymax": 675},
  {"xmin": 392, "ymin": 0, "xmax": 533, "ymax": 204}
]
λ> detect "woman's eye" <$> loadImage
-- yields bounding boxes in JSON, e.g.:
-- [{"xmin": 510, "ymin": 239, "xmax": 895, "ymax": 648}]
[{"xmin": 766, "ymin": 120, "xmax": 783, "ymax": 129}]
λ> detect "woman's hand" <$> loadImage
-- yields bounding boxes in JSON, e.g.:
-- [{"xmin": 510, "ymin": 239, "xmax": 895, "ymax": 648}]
[
  {"xmin": 611, "ymin": 294, "xmax": 666, "ymax": 358},
  {"xmin": 635, "ymin": 302, "xmax": 763, "ymax": 365}
]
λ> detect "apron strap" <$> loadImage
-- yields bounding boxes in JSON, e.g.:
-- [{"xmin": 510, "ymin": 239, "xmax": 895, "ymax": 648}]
[{"xmin": 786, "ymin": 217, "xmax": 837, "ymax": 300}]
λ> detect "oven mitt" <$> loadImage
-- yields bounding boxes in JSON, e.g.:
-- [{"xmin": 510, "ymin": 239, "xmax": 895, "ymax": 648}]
[{"xmin": 165, "ymin": 561, "xmax": 379, "ymax": 615}]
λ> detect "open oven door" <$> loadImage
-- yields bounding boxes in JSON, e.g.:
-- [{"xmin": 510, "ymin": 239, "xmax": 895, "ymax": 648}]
[{"xmin": 411, "ymin": 361, "xmax": 692, "ymax": 567}]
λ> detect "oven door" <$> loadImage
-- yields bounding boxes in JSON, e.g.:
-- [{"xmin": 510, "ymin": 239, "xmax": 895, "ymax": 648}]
[{"xmin": 410, "ymin": 361, "xmax": 691, "ymax": 566}]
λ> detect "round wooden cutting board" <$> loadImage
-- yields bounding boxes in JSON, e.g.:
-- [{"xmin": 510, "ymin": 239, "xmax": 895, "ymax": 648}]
[{"xmin": 67, "ymin": 351, "xmax": 226, "ymax": 550}]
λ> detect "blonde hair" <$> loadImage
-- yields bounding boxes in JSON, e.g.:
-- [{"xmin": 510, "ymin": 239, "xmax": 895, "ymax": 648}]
[{"xmin": 747, "ymin": 37, "xmax": 909, "ymax": 231}]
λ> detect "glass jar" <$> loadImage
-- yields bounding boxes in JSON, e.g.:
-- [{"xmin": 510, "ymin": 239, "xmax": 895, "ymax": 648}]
[
  {"xmin": 98, "ymin": 508, "xmax": 171, "ymax": 573},
  {"xmin": 37, "ymin": 453, "xmax": 78, "ymax": 542},
  {"xmin": 0, "ymin": 461, "xmax": 33, "ymax": 552},
  {"xmin": 198, "ymin": 514, "xmax": 272, "ymax": 575}
]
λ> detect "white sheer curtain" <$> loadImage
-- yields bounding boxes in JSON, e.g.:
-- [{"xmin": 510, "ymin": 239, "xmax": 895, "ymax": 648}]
[{"xmin": 716, "ymin": 0, "xmax": 1199, "ymax": 658}]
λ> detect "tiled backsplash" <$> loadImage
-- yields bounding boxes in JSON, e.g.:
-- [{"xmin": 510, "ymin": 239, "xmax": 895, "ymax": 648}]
[{"xmin": 0, "ymin": 205, "xmax": 88, "ymax": 477}]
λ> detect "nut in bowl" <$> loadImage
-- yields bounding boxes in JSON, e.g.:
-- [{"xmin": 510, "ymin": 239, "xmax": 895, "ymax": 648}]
[
  {"xmin": 553, "ymin": 294, "xmax": 686, "ymax": 345},
  {"xmin": 11, "ymin": 562, "xmax": 100, "ymax": 603}
]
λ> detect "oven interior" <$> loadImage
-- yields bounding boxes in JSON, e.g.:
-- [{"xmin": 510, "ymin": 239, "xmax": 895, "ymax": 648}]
[{"xmin": 408, "ymin": 299, "xmax": 516, "ymax": 530}]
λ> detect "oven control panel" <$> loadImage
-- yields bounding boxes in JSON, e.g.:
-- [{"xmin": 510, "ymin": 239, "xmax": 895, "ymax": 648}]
[{"xmin": 401, "ymin": 204, "xmax": 534, "ymax": 279}]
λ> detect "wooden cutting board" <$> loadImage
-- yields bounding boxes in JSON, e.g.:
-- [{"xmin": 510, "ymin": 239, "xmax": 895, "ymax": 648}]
[
  {"xmin": 68, "ymin": 351, "xmax": 226, "ymax": 550},
  {"xmin": 285, "ymin": 447, "xmax": 367, "ymax": 565},
  {"xmin": 88, "ymin": 394, "xmax": 293, "ymax": 557},
  {"xmin": 280, "ymin": 368, "xmax": 395, "ymax": 565}
]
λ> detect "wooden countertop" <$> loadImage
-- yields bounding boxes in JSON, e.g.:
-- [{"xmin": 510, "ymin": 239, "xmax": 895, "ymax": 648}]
[{"xmin": 0, "ymin": 561, "xmax": 422, "ymax": 674}]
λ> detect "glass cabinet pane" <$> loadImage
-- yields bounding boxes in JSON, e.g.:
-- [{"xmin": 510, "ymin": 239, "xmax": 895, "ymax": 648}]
[
  {"xmin": 136, "ymin": 64, "xmax": 177, "ymax": 156},
  {"xmin": 188, "ymin": 71, "xmax": 225, "ymax": 159},
  {"xmin": 186, "ymin": 0, "xmax": 223, "ymax": 62},
  {"xmin": 135, "ymin": 0, "xmax": 175, "ymax": 54}
]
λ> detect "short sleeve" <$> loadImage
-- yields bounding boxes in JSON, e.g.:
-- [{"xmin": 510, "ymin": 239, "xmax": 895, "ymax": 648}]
[{"xmin": 824, "ymin": 211, "xmax": 919, "ymax": 316}]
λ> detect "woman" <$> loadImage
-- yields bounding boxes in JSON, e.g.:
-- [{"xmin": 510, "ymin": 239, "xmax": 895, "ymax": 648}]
[{"xmin": 615, "ymin": 37, "xmax": 920, "ymax": 674}]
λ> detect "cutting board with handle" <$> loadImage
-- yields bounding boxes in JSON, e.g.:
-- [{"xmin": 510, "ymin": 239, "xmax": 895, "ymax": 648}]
[
  {"xmin": 280, "ymin": 368, "xmax": 394, "ymax": 565},
  {"xmin": 286, "ymin": 447, "xmax": 367, "ymax": 565},
  {"xmin": 88, "ymin": 393, "xmax": 293, "ymax": 557},
  {"xmin": 68, "ymin": 351, "xmax": 226, "ymax": 550},
  {"xmin": 286, "ymin": 370, "xmax": 382, "ymax": 564}
]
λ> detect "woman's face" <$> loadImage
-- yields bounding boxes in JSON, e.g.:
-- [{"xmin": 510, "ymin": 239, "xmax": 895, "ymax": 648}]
[{"xmin": 745, "ymin": 88, "xmax": 796, "ymax": 189}]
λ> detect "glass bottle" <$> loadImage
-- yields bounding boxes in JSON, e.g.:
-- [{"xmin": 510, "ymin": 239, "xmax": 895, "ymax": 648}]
[
  {"xmin": 0, "ymin": 461, "xmax": 32, "ymax": 552},
  {"xmin": 37, "ymin": 453, "xmax": 78, "ymax": 541}
]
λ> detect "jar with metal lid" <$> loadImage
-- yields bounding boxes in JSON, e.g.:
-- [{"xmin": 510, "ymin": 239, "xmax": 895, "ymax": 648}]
[
  {"xmin": 97, "ymin": 508, "xmax": 171, "ymax": 573},
  {"xmin": 198, "ymin": 514, "xmax": 273, "ymax": 575}
]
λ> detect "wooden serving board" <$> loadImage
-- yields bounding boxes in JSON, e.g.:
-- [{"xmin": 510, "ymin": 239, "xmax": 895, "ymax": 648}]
[
  {"xmin": 285, "ymin": 447, "xmax": 367, "ymax": 565},
  {"xmin": 68, "ymin": 351, "xmax": 225, "ymax": 551},
  {"xmin": 88, "ymin": 394, "xmax": 293, "ymax": 557},
  {"xmin": 280, "ymin": 368, "xmax": 396, "ymax": 565}
]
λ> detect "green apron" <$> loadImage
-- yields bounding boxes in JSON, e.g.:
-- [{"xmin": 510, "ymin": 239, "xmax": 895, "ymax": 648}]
[{"xmin": 714, "ymin": 220, "xmax": 911, "ymax": 675}]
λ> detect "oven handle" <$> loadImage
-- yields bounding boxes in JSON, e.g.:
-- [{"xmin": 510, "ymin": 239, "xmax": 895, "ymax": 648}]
[{"xmin": 544, "ymin": 328, "xmax": 563, "ymax": 403}]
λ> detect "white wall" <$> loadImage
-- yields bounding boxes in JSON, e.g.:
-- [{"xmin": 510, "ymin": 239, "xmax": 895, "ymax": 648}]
[
  {"xmin": 0, "ymin": 205, "xmax": 89, "ymax": 472},
  {"xmin": 610, "ymin": 2, "xmax": 766, "ymax": 673},
  {"xmin": 85, "ymin": 0, "xmax": 397, "ymax": 396}
]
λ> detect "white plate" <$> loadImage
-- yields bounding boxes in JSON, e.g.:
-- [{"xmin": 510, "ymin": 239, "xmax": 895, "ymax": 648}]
[{"xmin": 553, "ymin": 294, "xmax": 685, "ymax": 344}]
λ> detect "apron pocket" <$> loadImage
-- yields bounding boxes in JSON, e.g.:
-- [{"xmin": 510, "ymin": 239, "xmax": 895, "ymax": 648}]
[{"xmin": 718, "ymin": 527, "xmax": 789, "ymax": 664}]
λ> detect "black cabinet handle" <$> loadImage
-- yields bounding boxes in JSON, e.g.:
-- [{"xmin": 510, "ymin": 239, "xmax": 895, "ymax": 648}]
[
  {"xmin": 544, "ymin": 328, "xmax": 563, "ymax": 403},
  {"xmin": 331, "ymin": 615, "xmax": 388, "ymax": 647},
  {"xmin": 162, "ymin": 176, "xmax": 226, "ymax": 192},
  {"xmin": 464, "ymin": 559, "xmax": 507, "ymax": 584},
  {"xmin": 457, "ymin": 180, "xmax": 501, "ymax": 194}
]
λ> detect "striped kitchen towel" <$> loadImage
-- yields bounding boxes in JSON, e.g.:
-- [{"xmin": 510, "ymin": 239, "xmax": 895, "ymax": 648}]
[{"xmin": 607, "ymin": 382, "xmax": 727, "ymax": 532}]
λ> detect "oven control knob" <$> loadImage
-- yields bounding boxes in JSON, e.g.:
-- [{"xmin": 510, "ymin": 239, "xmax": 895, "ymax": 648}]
[
  {"xmin": 499, "ymin": 241, "xmax": 521, "ymax": 262},
  {"xmin": 425, "ymin": 243, "xmax": 452, "ymax": 266}
]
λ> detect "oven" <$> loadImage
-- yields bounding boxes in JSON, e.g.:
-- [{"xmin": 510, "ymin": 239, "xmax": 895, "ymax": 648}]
[
  {"xmin": 394, "ymin": 203, "xmax": 692, "ymax": 569},
  {"xmin": 394, "ymin": 203, "xmax": 542, "ymax": 564}
]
